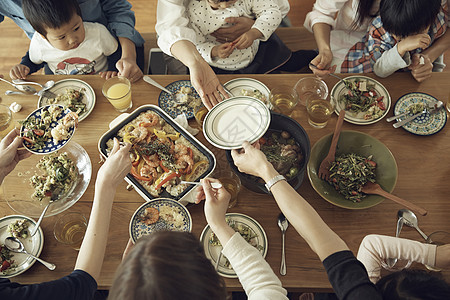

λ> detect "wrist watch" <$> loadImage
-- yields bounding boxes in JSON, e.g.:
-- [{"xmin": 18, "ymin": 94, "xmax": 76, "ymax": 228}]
[{"xmin": 265, "ymin": 175, "xmax": 286, "ymax": 192}]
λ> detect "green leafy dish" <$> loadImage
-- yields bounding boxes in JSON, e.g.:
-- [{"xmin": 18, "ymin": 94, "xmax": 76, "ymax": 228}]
[{"xmin": 307, "ymin": 131, "xmax": 398, "ymax": 209}]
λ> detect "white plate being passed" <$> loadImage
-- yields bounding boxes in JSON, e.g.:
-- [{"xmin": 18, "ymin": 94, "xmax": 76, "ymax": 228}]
[
  {"xmin": 129, "ymin": 198, "xmax": 192, "ymax": 243},
  {"xmin": 0, "ymin": 215, "xmax": 44, "ymax": 278},
  {"xmin": 203, "ymin": 96, "xmax": 270, "ymax": 150},
  {"xmin": 38, "ymin": 79, "xmax": 96, "ymax": 122},
  {"xmin": 393, "ymin": 92, "xmax": 447, "ymax": 136},
  {"xmin": 200, "ymin": 213, "xmax": 268, "ymax": 278},
  {"xmin": 331, "ymin": 75, "xmax": 391, "ymax": 125},
  {"xmin": 223, "ymin": 78, "xmax": 270, "ymax": 106}
]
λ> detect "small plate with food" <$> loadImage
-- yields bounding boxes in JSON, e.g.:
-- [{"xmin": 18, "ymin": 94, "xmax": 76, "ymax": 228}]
[
  {"xmin": 129, "ymin": 198, "xmax": 192, "ymax": 243},
  {"xmin": 330, "ymin": 76, "xmax": 391, "ymax": 125},
  {"xmin": 0, "ymin": 215, "xmax": 44, "ymax": 278},
  {"xmin": 157, "ymin": 80, "xmax": 202, "ymax": 119},
  {"xmin": 20, "ymin": 105, "xmax": 78, "ymax": 154},
  {"xmin": 393, "ymin": 92, "xmax": 447, "ymax": 136},
  {"xmin": 38, "ymin": 79, "xmax": 95, "ymax": 122},
  {"xmin": 223, "ymin": 78, "xmax": 270, "ymax": 107},
  {"xmin": 307, "ymin": 130, "xmax": 398, "ymax": 209},
  {"xmin": 200, "ymin": 213, "xmax": 267, "ymax": 278},
  {"xmin": 4, "ymin": 142, "xmax": 92, "ymax": 218},
  {"xmin": 203, "ymin": 96, "xmax": 271, "ymax": 150}
]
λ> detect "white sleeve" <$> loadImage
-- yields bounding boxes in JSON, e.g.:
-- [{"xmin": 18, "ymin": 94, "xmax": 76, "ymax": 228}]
[
  {"xmin": 222, "ymin": 233, "xmax": 288, "ymax": 300},
  {"xmin": 274, "ymin": 0, "xmax": 289, "ymax": 18},
  {"xmin": 97, "ymin": 24, "xmax": 119, "ymax": 56},
  {"xmin": 29, "ymin": 33, "xmax": 44, "ymax": 65},
  {"xmin": 373, "ymin": 44, "xmax": 410, "ymax": 78},
  {"xmin": 304, "ymin": 0, "xmax": 349, "ymax": 32},
  {"xmin": 156, "ymin": 0, "xmax": 198, "ymax": 55},
  {"xmin": 357, "ymin": 234, "xmax": 437, "ymax": 283},
  {"xmin": 250, "ymin": 0, "xmax": 283, "ymax": 41}
]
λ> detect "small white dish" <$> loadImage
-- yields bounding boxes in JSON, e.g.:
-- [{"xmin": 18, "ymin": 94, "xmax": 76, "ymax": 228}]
[
  {"xmin": 223, "ymin": 78, "xmax": 270, "ymax": 106},
  {"xmin": 38, "ymin": 78, "xmax": 95, "ymax": 122},
  {"xmin": 203, "ymin": 96, "xmax": 271, "ymax": 150},
  {"xmin": 199, "ymin": 213, "xmax": 268, "ymax": 278},
  {"xmin": 0, "ymin": 215, "xmax": 44, "ymax": 278}
]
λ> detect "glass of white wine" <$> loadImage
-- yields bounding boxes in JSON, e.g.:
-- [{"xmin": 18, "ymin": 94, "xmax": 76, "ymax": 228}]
[
  {"xmin": 269, "ymin": 85, "xmax": 299, "ymax": 117},
  {"xmin": 295, "ymin": 77, "xmax": 328, "ymax": 106},
  {"xmin": 53, "ymin": 212, "xmax": 88, "ymax": 250},
  {"xmin": 0, "ymin": 104, "xmax": 14, "ymax": 139}
]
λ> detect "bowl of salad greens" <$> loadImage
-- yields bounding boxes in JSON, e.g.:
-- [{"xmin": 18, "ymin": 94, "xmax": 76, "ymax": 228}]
[
  {"xmin": 331, "ymin": 76, "xmax": 391, "ymax": 125},
  {"xmin": 307, "ymin": 130, "xmax": 398, "ymax": 209}
]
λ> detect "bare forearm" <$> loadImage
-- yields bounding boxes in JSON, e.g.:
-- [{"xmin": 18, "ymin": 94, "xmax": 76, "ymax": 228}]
[
  {"xmin": 261, "ymin": 165, "xmax": 349, "ymax": 261},
  {"xmin": 170, "ymin": 40, "xmax": 204, "ymax": 69},
  {"xmin": 422, "ymin": 30, "xmax": 450, "ymax": 62},
  {"xmin": 75, "ymin": 183, "xmax": 116, "ymax": 281},
  {"xmin": 118, "ymin": 37, "xmax": 137, "ymax": 61},
  {"xmin": 312, "ymin": 23, "xmax": 332, "ymax": 53}
]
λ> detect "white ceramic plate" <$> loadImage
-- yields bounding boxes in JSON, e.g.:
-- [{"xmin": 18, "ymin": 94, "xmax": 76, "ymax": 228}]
[
  {"xmin": 38, "ymin": 79, "xmax": 96, "ymax": 122},
  {"xmin": 223, "ymin": 78, "xmax": 270, "ymax": 106},
  {"xmin": 129, "ymin": 198, "xmax": 192, "ymax": 243},
  {"xmin": 330, "ymin": 75, "xmax": 391, "ymax": 125},
  {"xmin": 0, "ymin": 215, "xmax": 44, "ymax": 278},
  {"xmin": 393, "ymin": 92, "xmax": 447, "ymax": 136},
  {"xmin": 200, "ymin": 213, "xmax": 268, "ymax": 278},
  {"xmin": 203, "ymin": 96, "xmax": 271, "ymax": 150}
]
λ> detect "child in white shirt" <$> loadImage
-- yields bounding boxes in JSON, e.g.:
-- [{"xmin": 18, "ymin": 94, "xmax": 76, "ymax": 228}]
[{"xmin": 10, "ymin": 0, "xmax": 118, "ymax": 80}]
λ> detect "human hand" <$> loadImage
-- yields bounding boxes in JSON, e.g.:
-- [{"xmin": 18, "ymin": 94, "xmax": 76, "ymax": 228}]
[
  {"xmin": 309, "ymin": 50, "xmax": 336, "ymax": 78},
  {"xmin": 96, "ymin": 138, "xmax": 132, "ymax": 189},
  {"xmin": 116, "ymin": 57, "xmax": 143, "ymax": 83},
  {"xmin": 211, "ymin": 17, "xmax": 255, "ymax": 43},
  {"xmin": 231, "ymin": 141, "xmax": 273, "ymax": 180},
  {"xmin": 122, "ymin": 238, "xmax": 135, "ymax": 261},
  {"xmin": 189, "ymin": 59, "xmax": 229, "ymax": 109},
  {"xmin": 435, "ymin": 244, "xmax": 450, "ymax": 270},
  {"xmin": 409, "ymin": 53, "xmax": 433, "ymax": 82},
  {"xmin": 99, "ymin": 71, "xmax": 118, "ymax": 80},
  {"xmin": 196, "ymin": 178, "xmax": 230, "ymax": 229},
  {"xmin": 233, "ymin": 28, "xmax": 261, "ymax": 50},
  {"xmin": 0, "ymin": 129, "xmax": 32, "ymax": 184},
  {"xmin": 9, "ymin": 64, "xmax": 30, "ymax": 80},
  {"xmin": 397, "ymin": 33, "xmax": 431, "ymax": 56},
  {"xmin": 212, "ymin": 43, "xmax": 235, "ymax": 59}
]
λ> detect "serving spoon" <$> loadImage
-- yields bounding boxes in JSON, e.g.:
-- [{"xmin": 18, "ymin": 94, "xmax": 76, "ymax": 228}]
[
  {"xmin": 277, "ymin": 213, "xmax": 288, "ymax": 275},
  {"xmin": 0, "ymin": 77, "xmax": 36, "ymax": 93},
  {"xmin": 5, "ymin": 80, "xmax": 56, "ymax": 97},
  {"xmin": 361, "ymin": 182, "xmax": 427, "ymax": 216},
  {"xmin": 4, "ymin": 237, "xmax": 56, "ymax": 270}
]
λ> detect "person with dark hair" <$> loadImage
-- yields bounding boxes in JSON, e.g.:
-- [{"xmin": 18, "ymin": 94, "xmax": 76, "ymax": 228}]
[
  {"xmin": 0, "ymin": 0, "xmax": 144, "ymax": 82},
  {"xmin": 0, "ymin": 132, "xmax": 132, "ymax": 300},
  {"xmin": 9, "ymin": 0, "xmax": 119, "ymax": 80},
  {"xmin": 108, "ymin": 177, "xmax": 288, "ymax": 300},
  {"xmin": 231, "ymin": 141, "xmax": 450, "ymax": 300},
  {"xmin": 341, "ymin": 0, "xmax": 446, "ymax": 78}
]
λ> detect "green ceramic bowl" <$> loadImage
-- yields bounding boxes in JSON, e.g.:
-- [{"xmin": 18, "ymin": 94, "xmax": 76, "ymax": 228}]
[{"xmin": 307, "ymin": 130, "xmax": 398, "ymax": 209}]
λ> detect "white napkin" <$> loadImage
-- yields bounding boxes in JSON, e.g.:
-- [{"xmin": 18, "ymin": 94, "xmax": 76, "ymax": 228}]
[{"xmin": 174, "ymin": 113, "xmax": 199, "ymax": 136}]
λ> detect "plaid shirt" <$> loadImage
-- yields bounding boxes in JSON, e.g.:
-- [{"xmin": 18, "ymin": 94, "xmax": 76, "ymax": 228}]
[{"xmin": 341, "ymin": 6, "xmax": 447, "ymax": 73}]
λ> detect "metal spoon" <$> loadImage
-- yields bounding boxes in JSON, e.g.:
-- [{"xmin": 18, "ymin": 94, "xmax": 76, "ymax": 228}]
[
  {"xmin": 180, "ymin": 181, "xmax": 222, "ymax": 189},
  {"xmin": 6, "ymin": 82, "xmax": 55, "ymax": 97},
  {"xmin": 4, "ymin": 237, "xmax": 56, "ymax": 270},
  {"xmin": 397, "ymin": 209, "xmax": 429, "ymax": 241},
  {"xmin": 385, "ymin": 216, "xmax": 405, "ymax": 268},
  {"xmin": 277, "ymin": 213, "xmax": 288, "ymax": 275},
  {"xmin": 30, "ymin": 200, "xmax": 54, "ymax": 237},
  {"xmin": 0, "ymin": 77, "xmax": 36, "ymax": 93},
  {"xmin": 13, "ymin": 79, "xmax": 54, "ymax": 89}
]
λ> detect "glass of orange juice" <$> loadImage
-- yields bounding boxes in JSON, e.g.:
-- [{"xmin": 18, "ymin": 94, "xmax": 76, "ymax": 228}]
[{"xmin": 102, "ymin": 76, "xmax": 132, "ymax": 112}]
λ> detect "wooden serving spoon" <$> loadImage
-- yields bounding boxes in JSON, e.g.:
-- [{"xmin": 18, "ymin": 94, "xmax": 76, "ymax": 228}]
[{"xmin": 361, "ymin": 182, "xmax": 427, "ymax": 216}]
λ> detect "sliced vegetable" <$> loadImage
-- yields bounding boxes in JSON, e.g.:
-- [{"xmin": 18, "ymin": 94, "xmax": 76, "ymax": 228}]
[{"xmin": 185, "ymin": 160, "xmax": 209, "ymax": 181}]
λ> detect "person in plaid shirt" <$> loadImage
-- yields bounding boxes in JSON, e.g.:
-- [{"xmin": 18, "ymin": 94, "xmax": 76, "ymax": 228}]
[{"xmin": 341, "ymin": 0, "xmax": 447, "ymax": 79}]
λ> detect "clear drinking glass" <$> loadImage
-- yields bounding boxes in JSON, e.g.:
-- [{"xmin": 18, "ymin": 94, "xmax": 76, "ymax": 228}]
[
  {"xmin": 102, "ymin": 76, "xmax": 132, "ymax": 112},
  {"xmin": 0, "ymin": 104, "xmax": 14, "ymax": 139},
  {"xmin": 53, "ymin": 212, "xmax": 88, "ymax": 250},
  {"xmin": 269, "ymin": 85, "xmax": 299, "ymax": 116},
  {"xmin": 425, "ymin": 231, "xmax": 450, "ymax": 271},
  {"xmin": 294, "ymin": 77, "xmax": 328, "ymax": 106}
]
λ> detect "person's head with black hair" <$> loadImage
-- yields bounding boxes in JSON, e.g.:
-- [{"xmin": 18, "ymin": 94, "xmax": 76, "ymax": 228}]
[
  {"xmin": 22, "ymin": 0, "xmax": 85, "ymax": 51},
  {"xmin": 376, "ymin": 269, "xmax": 450, "ymax": 300},
  {"xmin": 380, "ymin": 0, "xmax": 441, "ymax": 38}
]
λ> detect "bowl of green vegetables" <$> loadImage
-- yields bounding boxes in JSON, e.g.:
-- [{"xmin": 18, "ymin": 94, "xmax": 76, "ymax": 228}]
[{"xmin": 307, "ymin": 130, "xmax": 398, "ymax": 209}]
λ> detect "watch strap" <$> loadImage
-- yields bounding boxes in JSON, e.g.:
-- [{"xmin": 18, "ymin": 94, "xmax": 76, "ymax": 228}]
[{"xmin": 265, "ymin": 175, "xmax": 286, "ymax": 192}]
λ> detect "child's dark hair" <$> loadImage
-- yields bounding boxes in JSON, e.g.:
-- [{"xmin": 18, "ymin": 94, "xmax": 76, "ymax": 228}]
[
  {"xmin": 380, "ymin": 0, "xmax": 441, "ymax": 38},
  {"xmin": 22, "ymin": 0, "xmax": 82, "ymax": 37},
  {"xmin": 376, "ymin": 269, "xmax": 450, "ymax": 300}
]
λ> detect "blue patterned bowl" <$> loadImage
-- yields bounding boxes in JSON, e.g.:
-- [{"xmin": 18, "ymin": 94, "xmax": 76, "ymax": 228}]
[
  {"xmin": 129, "ymin": 198, "xmax": 192, "ymax": 243},
  {"xmin": 157, "ymin": 80, "xmax": 200, "ymax": 119}
]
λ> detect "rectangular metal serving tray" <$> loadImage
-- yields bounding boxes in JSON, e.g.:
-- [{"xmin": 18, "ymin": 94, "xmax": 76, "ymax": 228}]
[{"xmin": 98, "ymin": 104, "xmax": 216, "ymax": 202}]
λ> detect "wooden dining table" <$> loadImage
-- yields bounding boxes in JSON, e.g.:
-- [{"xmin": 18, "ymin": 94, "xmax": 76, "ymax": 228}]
[{"xmin": 0, "ymin": 72, "xmax": 449, "ymax": 293}]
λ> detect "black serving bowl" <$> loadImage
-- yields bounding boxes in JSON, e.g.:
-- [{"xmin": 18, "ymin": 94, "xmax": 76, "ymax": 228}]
[{"xmin": 226, "ymin": 112, "xmax": 310, "ymax": 194}]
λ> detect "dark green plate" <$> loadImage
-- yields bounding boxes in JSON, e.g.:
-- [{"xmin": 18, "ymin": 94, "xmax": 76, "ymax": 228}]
[{"xmin": 307, "ymin": 130, "xmax": 398, "ymax": 209}]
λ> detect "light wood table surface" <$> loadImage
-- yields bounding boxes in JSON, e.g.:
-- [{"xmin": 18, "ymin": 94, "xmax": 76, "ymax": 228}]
[{"xmin": 0, "ymin": 73, "xmax": 449, "ymax": 292}]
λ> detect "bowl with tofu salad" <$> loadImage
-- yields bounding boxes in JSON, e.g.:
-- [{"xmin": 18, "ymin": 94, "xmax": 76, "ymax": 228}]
[
  {"xmin": 331, "ymin": 76, "xmax": 391, "ymax": 125},
  {"xmin": 3, "ymin": 142, "xmax": 92, "ymax": 218}
]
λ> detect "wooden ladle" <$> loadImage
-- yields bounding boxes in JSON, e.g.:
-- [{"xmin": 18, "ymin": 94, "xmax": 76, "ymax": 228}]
[{"xmin": 361, "ymin": 182, "xmax": 427, "ymax": 216}]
